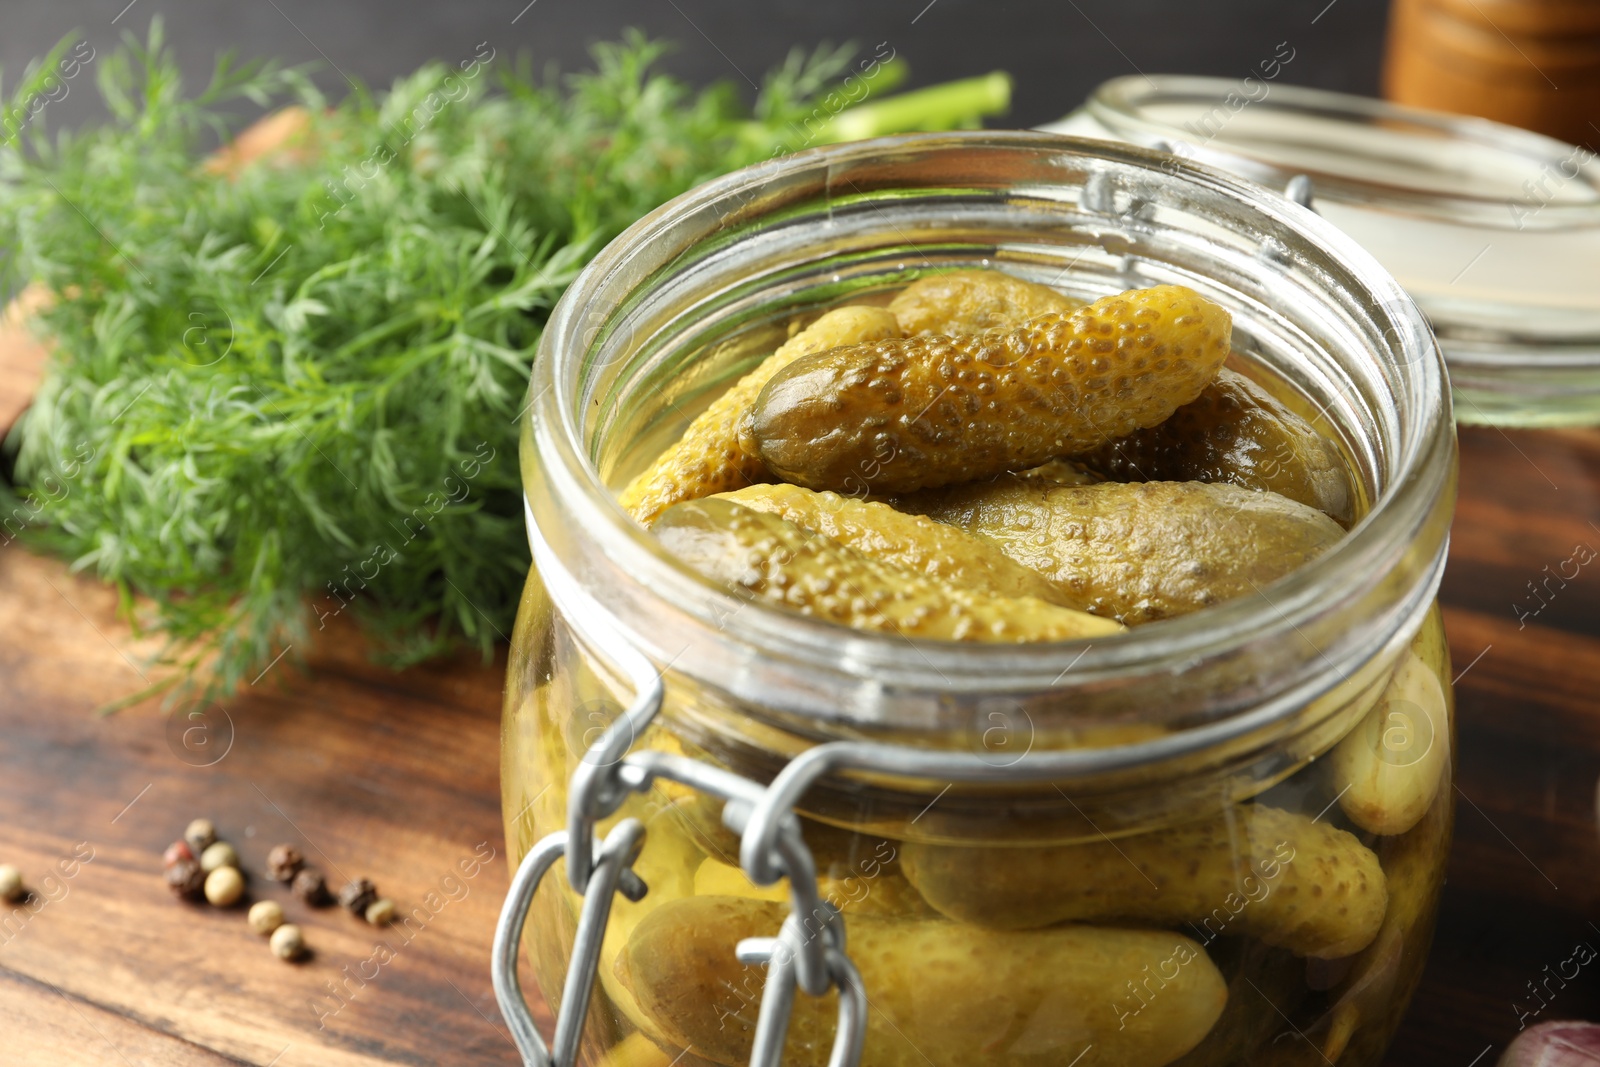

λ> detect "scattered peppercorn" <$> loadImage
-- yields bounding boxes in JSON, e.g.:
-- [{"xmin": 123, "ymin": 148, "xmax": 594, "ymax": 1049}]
[
  {"xmin": 184, "ymin": 818, "xmax": 217, "ymax": 856},
  {"xmin": 338, "ymin": 878, "xmax": 378, "ymax": 916},
  {"xmin": 0, "ymin": 864, "xmax": 24, "ymax": 903},
  {"xmin": 265, "ymin": 844, "xmax": 303, "ymax": 882},
  {"xmin": 247, "ymin": 900, "xmax": 285, "ymax": 936},
  {"xmin": 165, "ymin": 859, "xmax": 205, "ymax": 899},
  {"xmin": 365, "ymin": 898, "xmax": 396, "ymax": 926},
  {"xmin": 270, "ymin": 923, "xmax": 307, "ymax": 961},
  {"xmin": 199, "ymin": 842, "xmax": 239, "ymax": 873},
  {"xmin": 162, "ymin": 841, "xmax": 194, "ymax": 869},
  {"xmin": 292, "ymin": 867, "xmax": 332, "ymax": 907},
  {"xmin": 204, "ymin": 866, "xmax": 244, "ymax": 907}
]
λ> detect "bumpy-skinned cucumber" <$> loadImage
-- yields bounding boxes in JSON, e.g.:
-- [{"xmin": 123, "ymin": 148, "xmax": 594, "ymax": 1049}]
[
  {"xmin": 716, "ymin": 482, "xmax": 1072, "ymax": 606},
  {"xmin": 692, "ymin": 856, "xmax": 934, "ymax": 918},
  {"xmin": 1170, "ymin": 942, "xmax": 1306, "ymax": 1067},
  {"xmin": 619, "ymin": 306, "xmax": 901, "ymax": 524},
  {"xmin": 654, "ymin": 498, "xmax": 1122, "ymax": 641},
  {"xmin": 887, "ymin": 268, "xmax": 1083, "ymax": 336},
  {"xmin": 590, "ymin": 797, "xmax": 708, "ymax": 1048},
  {"xmin": 598, "ymin": 1033, "xmax": 717, "ymax": 1067},
  {"xmin": 1079, "ymin": 368, "xmax": 1354, "ymax": 524},
  {"xmin": 899, "ymin": 804, "xmax": 1387, "ymax": 959},
  {"xmin": 1332, "ymin": 650, "xmax": 1450, "ymax": 836},
  {"xmin": 901, "ymin": 479, "xmax": 1345, "ymax": 625},
  {"xmin": 618, "ymin": 895, "xmax": 1228, "ymax": 1067},
  {"xmin": 1318, "ymin": 715, "xmax": 1453, "ymax": 1065},
  {"xmin": 751, "ymin": 285, "xmax": 1232, "ymax": 493}
]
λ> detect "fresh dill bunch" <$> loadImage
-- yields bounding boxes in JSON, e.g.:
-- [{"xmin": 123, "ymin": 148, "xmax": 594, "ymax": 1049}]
[{"xmin": 0, "ymin": 22, "xmax": 1009, "ymax": 707}]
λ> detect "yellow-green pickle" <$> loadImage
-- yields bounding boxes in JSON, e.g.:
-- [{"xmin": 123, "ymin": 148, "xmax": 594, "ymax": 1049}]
[{"xmin": 503, "ymin": 266, "xmax": 1454, "ymax": 1067}]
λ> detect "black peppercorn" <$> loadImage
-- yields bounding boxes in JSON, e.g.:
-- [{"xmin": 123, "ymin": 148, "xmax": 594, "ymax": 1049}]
[
  {"xmin": 337, "ymin": 877, "xmax": 378, "ymax": 915},
  {"xmin": 292, "ymin": 867, "xmax": 332, "ymax": 907},
  {"xmin": 165, "ymin": 858, "xmax": 205, "ymax": 899},
  {"xmin": 266, "ymin": 844, "xmax": 303, "ymax": 882}
]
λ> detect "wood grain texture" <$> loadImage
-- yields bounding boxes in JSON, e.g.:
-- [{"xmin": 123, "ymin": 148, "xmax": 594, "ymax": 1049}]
[
  {"xmin": 0, "ymin": 547, "xmax": 533, "ymax": 1065},
  {"xmin": 0, "ymin": 967, "xmax": 244, "ymax": 1067}
]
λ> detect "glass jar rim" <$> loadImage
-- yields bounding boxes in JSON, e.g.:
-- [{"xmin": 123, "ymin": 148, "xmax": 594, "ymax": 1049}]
[
  {"xmin": 522, "ymin": 131, "xmax": 1455, "ymax": 739},
  {"xmin": 1084, "ymin": 73, "xmax": 1600, "ymax": 230}
]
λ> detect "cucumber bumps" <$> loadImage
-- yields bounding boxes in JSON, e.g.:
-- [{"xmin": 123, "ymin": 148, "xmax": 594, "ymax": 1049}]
[
  {"xmin": 620, "ymin": 306, "xmax": 901, "ymax": 525},
  {"xmin": 654, "ymin": 498, "xmax": 1120, "ymax": 642},
  {"xmin": 751, "ymin": 285, "xmax": 1231, "ymax": 494}
]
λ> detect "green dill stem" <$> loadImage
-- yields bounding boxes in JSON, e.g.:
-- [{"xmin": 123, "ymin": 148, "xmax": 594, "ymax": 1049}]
[
  {"xmin": 821, "ymin": 71, "xmax": 1013, "ymax": 143},
  {"xmin": 0, "ymin": 35, "xmax": 80, "ymax": 153},
  {"xmin": 864, "ymin": 57, "xmax": 911, "ymax": 97}
]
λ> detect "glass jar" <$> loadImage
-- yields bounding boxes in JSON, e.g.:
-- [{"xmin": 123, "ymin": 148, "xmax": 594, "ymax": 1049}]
[
  {"xmin": 1049, "ymin": 75, "xmax": 1600, "ymax": 428},
  {"xmin": 497, "ymin": 133, "xmax": 1458, "ymax": 1067}
]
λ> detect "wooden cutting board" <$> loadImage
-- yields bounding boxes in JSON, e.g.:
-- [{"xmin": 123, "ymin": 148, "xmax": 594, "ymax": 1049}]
[
  {"xmin": 0, "ymin": 108, "xmax": 548, "ymax": 1065},
  {"xmin": 4, "ymin": 112, "xmax": 1600, "ymax": 1065},
  {"xmin": 8, "ymin": 421, "xmax": 1600, "ymax": 1066}
]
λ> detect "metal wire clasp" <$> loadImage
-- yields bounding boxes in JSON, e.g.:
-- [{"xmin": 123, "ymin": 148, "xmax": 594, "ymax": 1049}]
[
  {"xmin": 491, "ymin": 820, "xmax": 647, "ymax": 1067},
  {"xmin": 491, "ymin": 665, "xmax": 866, "ymax": 1067}
]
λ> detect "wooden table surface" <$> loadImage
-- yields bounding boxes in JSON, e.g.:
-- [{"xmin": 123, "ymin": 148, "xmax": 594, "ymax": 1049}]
[{"xmin": 4, "ymin": 405, "xmax": 1600, "ymax": 1063}]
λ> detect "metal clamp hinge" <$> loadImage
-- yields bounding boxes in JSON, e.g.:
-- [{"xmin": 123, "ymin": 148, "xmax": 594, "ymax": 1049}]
[{"xmin": 492, "ymin": 674, "xmax": 866, "ymax": 1067}]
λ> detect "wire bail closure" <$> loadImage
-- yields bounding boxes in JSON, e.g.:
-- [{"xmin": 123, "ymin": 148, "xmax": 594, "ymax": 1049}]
[
  {"xmin": 491, "ymin": 657, "xmax": 867, "ymax": 1067},
  {"xmin": 488, "ymin": 637, "xmax": 1352, "ymax": 1065}
]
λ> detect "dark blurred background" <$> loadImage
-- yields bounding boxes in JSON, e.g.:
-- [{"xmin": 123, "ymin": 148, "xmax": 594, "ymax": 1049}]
[{"xmin": 1, "ymin": 0, "xmax": 1391, "ymax": 131}]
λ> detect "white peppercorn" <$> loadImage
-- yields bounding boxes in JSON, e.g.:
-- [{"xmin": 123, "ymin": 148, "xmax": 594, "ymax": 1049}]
[
  {"xmin": 0, "ymin": 864, "xmax": 23, "ymax": 903},
  {"xmin": 184, "ymin": 818, "xmax": 217, "ymax": 856},
  {"xmin": 204, "ymin": 865, "xmax": 244, "ymax": 907},
  {"xmin": 247, "ymin": 899, "xmax": 284, "ymax": 936},
  {"xmin": 270, "ymin": 923, "xmax": 306, "ymax": 961},
  {"xmin": 365, "ymin": 898, "xmax": 396, "ymax": 926},
  {"xmin": 199, "ymin": 842, "xmax": 238, "ymax": 873}
]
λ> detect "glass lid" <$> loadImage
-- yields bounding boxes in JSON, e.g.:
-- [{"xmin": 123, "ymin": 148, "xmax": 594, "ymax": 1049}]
[{"xmin": 1045, "ymin": 74, "xmax": 1600, "ymax": 427}]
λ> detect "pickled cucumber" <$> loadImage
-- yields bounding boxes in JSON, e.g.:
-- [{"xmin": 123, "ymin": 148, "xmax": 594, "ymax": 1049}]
[
  {"xmin": 1170, "ymin": 942, "xmax": 1305, "ymax": 1067},
  {"xmin": 693, "ymin": 856, "xmax": 935, "ymax": 918},
  {"xmin": 620, "ymin": 306, "xmax": 901, "ymax": 524},
  {"xmin": 1331, "ymin": 650, "xmax": 1450, "ymax": 835},
  {"xmin": 899, "ymin": 804, "xmax": 1388, "ymax": 959},
  {"xmin": 716, "ymin": 483, "xmax": 1073, "ymax": 606},
  {"xmin": 617, "ymin": 895, "xmax": 1228, "ymax": 1067},
  {"xmin": 1079, "ymin": 369, "xmax": 1353, "ymax": 524},
  {"xmin": 591, "ymin": 796, "xmax": 709, "ymax": 1048},
  {"xmin": 887, "ymin": 268, "xmax": 1083, "ymax": 336},
  {"xmin": 672, "ymin": 789, "xmax": 917, "ymax": 886},
  {"xmin": 751, "ymin": 285, "xmax": 1232, "ymax": 494},
  {"xmin": 599, "ymin": 1034, "xmax": 693, "ymax": 1067},
  {"xmin": 1318, "ymin": 777, "xmax": 1452, "ymax": 1065},
  {"xmin": 654, "ymin": 498, "xmax": 1123, "ymax": 641},
  {"xmin": 900, "ymin": 480, "xmax": 1345, "ymax": 625}
]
